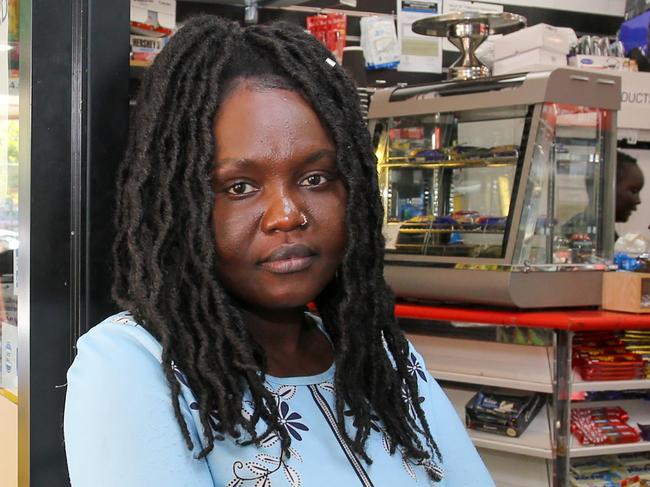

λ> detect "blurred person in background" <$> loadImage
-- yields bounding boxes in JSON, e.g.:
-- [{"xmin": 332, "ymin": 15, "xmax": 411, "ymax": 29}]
[{"xmin": 615, "ymin": 151, "xmax": 644, "ymax": 239}]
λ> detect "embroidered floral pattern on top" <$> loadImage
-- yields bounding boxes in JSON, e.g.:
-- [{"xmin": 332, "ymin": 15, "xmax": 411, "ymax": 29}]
[
  {"xmin": 173, "ymin": 346, "xmax": 445, "ymax": 486},
  {"xmin": 407, "ymin": 352, "xmax": 428, "ymax": 382},
  {"xmin": 225, "ymin": 382, "xmax": 309, "ymax": 487}
]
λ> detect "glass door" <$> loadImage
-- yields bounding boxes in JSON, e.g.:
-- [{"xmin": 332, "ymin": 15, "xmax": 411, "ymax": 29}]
[
  {"xmin": 3, "ymin": 1, "xmax": 129, "ymax": 486},
  {"xmin": 0, "ymin": 1, "xmax": 20, "ymax": 485}
]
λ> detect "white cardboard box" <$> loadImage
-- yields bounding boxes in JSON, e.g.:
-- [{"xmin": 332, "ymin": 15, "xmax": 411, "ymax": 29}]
[
  {"xmin": 568, "ymin": 55, "xmax": 629, "ymax": 71},
  {"xmin": 493, "ymin": 23, "xmax": 577, "ymax": 61},
  {"xmin": 131, "ymin": 0, "xmax": 176, "ymax": 30},
  {"xmin": 492, "ymin": 48, "xmax": 567, "ymax": 76},
  {"xmin": 617, "ymin": 71, "xmax": 650, "ymax": 143}
]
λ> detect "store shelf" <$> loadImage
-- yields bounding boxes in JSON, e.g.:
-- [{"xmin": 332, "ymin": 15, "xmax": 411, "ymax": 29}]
[
  {"xmin": 397, "ymin": 227, "xmax": 504, "ymax": 235},
  {"xmin": 570, "ymin": 399, "xmax": 650, "ymax": 458},
  {"xmin": 478, "ymin": 449, "xmax": 552, "ymax": 487},
  {"xmin": 396, "ymin": 303, "xmax": 650, "ymax": 331},
  {"xmin": 445, "ymin": 387, "xmax": 554, "ymax": 459},
  {"xmin": 383, "ymin": 155, "xmax": 518, "ymax": 168},
  {"xmin": 572, "ymin": 370, "xmax": 650, "ymax": 392},
  {"xmin": 407, "ymin": 333, "xmax": 554, "ymax": 393}
]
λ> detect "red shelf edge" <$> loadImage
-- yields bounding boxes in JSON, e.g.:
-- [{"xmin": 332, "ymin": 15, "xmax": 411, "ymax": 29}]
[{"xmin": 394, "ymin": 303, "xmax": 650, "ymax": 331}]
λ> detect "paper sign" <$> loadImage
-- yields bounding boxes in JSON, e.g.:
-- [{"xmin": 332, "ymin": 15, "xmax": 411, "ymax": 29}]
[
  {"xmin": 397, "ymin": 0, "xmax": 442, "ymax": 73},
  {"xmin": 443, "ymin": 0, "xmax": 503, "ymax": 15}
]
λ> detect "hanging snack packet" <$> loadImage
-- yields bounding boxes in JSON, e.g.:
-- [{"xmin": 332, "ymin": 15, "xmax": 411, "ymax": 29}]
[
  {"xmin": 306, "ymin": 13, "xmax": 347, "ymax": 63},
  {"xmin": 360, "ymin": 16, "xmax": 400, "ymax": 70}
]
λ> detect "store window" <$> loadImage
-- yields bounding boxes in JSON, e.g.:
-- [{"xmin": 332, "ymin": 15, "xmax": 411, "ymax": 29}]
[{"xmin": 0, "ymin": 0, "xmax": 19, "ymax": 486}]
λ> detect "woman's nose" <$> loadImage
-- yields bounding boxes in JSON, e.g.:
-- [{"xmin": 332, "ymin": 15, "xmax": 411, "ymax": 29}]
[{"xmin": 260, "ymin": 189, "xmax": 305, "ymax": 233}]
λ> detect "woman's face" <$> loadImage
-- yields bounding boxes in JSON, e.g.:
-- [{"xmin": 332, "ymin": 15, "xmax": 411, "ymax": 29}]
[
  {"xmin": 616, "ymin": 163, "xmax": 644, "ymax": 223},
  {"xmin": 211, "ymin": 83, "xmax": 347, "ymax": 311}
]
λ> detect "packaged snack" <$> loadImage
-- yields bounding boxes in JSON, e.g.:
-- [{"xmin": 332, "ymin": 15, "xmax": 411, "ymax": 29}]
[
  {"xmin": 571, "ymin": 407, "xmax": 641, "ymax": 445},
  {"xmin": 307, "ymin": 13, "xmax": 347, "ymax": 63},
  {"xmin": 573, "ymin": 330, "xmax": 650, "ymax": 381},
  {"xmin": 465, "ymin": 390, "xmax": 543, "ymax": 437}
]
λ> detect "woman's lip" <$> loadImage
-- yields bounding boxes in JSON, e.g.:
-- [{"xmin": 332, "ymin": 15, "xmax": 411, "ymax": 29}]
[{"xmin": 258, "ymin": 255, "xmax": 314, "ymax": 274}]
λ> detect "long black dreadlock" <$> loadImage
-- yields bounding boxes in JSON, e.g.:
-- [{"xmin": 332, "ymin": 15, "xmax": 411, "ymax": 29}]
[{"xmin": 113, "ymin": 14, "xmax": 441, "ymax": 477}]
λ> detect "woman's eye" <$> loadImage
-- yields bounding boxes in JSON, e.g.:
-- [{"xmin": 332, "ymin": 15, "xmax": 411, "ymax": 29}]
[
  {"xmin": 300, "ymin": 174, "xmax": 328, "ymax": 187},
  {"xmin": 226, "ymin": 182, "xmax": 256, "ymax": 196}
]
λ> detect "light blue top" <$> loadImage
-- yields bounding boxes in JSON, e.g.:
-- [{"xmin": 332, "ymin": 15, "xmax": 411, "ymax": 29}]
[{"xmin": 64, "ymin": 312, "xmax": 494, "ymax": 487}]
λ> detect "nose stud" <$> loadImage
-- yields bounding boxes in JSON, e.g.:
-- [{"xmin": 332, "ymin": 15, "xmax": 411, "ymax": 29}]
[{"xmin": 300, "ymin": 214, "xmax": 308, "ymax": 227}]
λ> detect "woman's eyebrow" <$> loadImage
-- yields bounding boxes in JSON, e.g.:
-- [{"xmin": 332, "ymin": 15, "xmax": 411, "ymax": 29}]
[
  {"xmin": 215, "ymin": 149, "xmax": 337, "ymax": 170},
  {"xmin": 214, "ymin": 157, "xmax": 258, "ymax": 169},
  {"xmin": 302, "ymin": 149, "xmax": 337, "ymax": 165}
]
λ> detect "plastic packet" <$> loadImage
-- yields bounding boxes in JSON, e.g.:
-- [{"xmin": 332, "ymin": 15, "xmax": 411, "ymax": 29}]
[
  {"xmin": 360, "ymin": 16, "xmax": 400, "ymax": 70},
  {"xmin": 615, "ymin": 252, "xmax": 643, "ymax": 271},
  {"xmin": 615, "ymin": 233, "xmax": 650, "ymax": 257}
]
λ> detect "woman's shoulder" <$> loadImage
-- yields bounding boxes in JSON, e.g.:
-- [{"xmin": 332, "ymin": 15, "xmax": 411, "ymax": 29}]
[
  {"xmin": 68, "ymin": 311, "xmax": 166, "ymax": 395},
  {"xmin": 76, "ymin": 311, "xmax": 163, "ymax": 363},
  {"xmin": 65, "ymin": 314, "xmax": 214, "ymax": 486}
]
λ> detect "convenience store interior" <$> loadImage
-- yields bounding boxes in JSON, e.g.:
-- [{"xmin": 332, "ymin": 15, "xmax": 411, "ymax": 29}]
[{"xmin": 3, "ymin": 0, "xmax": 650, "ymax": 486}]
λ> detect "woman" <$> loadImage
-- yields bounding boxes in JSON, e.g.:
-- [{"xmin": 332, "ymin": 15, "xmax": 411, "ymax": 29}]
[{"xmin": 64, "ymin": 15, "xmax": 493, "ymax": 486}]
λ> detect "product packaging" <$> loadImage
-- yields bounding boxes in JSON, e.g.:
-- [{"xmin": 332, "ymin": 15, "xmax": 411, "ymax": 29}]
[
  {"xmin": 493, "ymin": 23, "xmax": 577, "ymax": 60},
  {"xmin": 131, "ymin": 0, "xmax": 176, "ymax": 32},
  {"xmin": 493, "ymin": 49, "xmax": 567, "ymax": 76},
  {"xmin": 492, "ymin": 24, "xmax": 576, "ymax": 75},
  {"xmin": 465, "ymin": 390, "xmax": 543, "ymax": 438},
  {"xmin": 359, "ymin": 16, "xmax": 400, "ymax": 71},
  {"xmin": 571, "ymin": 407, "xmax": 641, "ymax": 446},
  {"xmin": 130, "ymin": 34, "xmax": 170, "ymax": 65},
  {"xmin": 568, "ymin": 54, "xmax": 634, "ymax": 71},
  {"xmin": 306, "ymin": 13, "xmax": 347, "ymax": 63}
]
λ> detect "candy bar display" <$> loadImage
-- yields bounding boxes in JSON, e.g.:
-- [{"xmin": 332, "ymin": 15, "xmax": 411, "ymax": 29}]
[
  {"xmin": 571, "ymin": 407, "xmax": 641, "ymax": 446},
  {"xmin": 570, "ymin": 453, "xmax": 650, "ymax": 486},
  {"xmin": 573, "ymin": 331, "xmax": 650, "ymax": 381},
  {"xmin": 621, "ymin": 331, "xmax": 650, "ymax": 378},
  {"xmin": 370, "ymin": 69, "xmax": 619, "ymax": 307},
  {"xmin": 306, "ymin": 13, "xmax": 347, "ymax": 63},
  {"xmin": 465, "ymin": 390, "xmax": 543, "ymax": 438}
]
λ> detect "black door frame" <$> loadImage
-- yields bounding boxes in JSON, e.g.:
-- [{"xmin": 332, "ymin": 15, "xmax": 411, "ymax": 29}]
[{"xmin": 18, "ymin": 1, "xmax": 129, "ymax": 485}]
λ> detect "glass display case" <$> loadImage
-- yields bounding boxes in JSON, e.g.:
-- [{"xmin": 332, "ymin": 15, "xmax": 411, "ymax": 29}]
[{"xmin": 369, "ymin": 68, "xmax": 620, "ymax": 307}]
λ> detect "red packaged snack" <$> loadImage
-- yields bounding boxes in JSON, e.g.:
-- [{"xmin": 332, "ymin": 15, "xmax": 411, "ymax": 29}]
[
  {"xmin": 306, "ymin": 13, "xmax": 347, "ymax": 63},
  {"xmin": 571, "ymin": 407, "xmax": 641, "ymax": 445}
]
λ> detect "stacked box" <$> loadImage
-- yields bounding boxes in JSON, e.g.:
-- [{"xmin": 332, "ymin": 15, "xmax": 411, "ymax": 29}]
[
  {"xmin": 130, "ymin": 34, "xmax": 170, "ymax": 65},
  {"xmin": 465, "ymin": 390, "xmax": 543, "ymax": 438}
]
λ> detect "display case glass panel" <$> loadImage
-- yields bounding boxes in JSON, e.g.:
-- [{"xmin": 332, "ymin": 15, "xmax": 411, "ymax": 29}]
[
  {"xmin": 376, "ymin": 101, "xmax": 613, "ymax": 268},
  {"xmin": 378, "ymin": 105, "xmax": 530, "ymax": 259},
  {"xmin": 513, "ymin": 103, "xmax": 612, "ymax": 268}
]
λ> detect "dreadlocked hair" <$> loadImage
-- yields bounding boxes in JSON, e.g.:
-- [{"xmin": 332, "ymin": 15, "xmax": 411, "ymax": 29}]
[{"xmin": 113, "ymin": 14, "xmax": 441, "ymax": 475}]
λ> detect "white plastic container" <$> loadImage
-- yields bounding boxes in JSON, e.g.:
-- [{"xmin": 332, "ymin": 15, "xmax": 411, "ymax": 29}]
[
  {"xmin": 493, "ymin": 48, "xmax": 567, "ymax": 76},
  {"xmin": 493, "ymin": 23, "xmax": 577, "ymax": 61}
]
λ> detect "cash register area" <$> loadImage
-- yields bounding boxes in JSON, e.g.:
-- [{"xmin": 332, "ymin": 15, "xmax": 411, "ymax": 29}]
[{"xmin": 4, "ymin": 1, "xmax": 650, "ymax": 486}]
